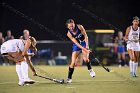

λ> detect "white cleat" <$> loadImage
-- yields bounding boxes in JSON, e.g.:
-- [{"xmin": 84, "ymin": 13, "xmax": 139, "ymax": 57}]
[
  {"xmin": 124, "ymin": 64, "xmax": 127, "ymax": 67},
  {"xmin": 18, "ymin": 81, "xmax": 24, "ymax": 86},
  {"xmin": 88, "ymin": 69, "xmax": 96, "ymax": 77},
  {"xmin": 119, "ymin": 65, "xmax": 122, "ymax": 68},
  {"xmin": 66, "ymin": 78, "xmax": 72, "ymax": 83}
]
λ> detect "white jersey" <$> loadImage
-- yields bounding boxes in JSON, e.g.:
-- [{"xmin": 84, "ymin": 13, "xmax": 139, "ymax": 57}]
[
  {"xmin": 127, "ymin": 26, "xmax": 140, "ymax": 51},
  {"xmin": 0, "ymin": 39, "xmax": 25, "ymax": 54}
]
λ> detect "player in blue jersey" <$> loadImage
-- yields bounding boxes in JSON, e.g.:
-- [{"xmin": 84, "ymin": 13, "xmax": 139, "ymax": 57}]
[
  {"xmin": 66, "ymin": 19, "xmax": 96, "ymax": 83},
  {"xmin": 115, "ymin": 31, "xmax": 126, "ymax": 68}
]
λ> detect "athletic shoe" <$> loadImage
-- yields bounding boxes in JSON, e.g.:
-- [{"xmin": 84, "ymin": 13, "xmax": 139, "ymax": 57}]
[
  {"xmin": 124, "ymin": 64, "xmax": 127, "ymax": 67},
  {"xmin": 134, "ymin": 73, "xmax": 138, "ymax": 77},
  {"xmin": 66, "ymin": 78, "xmax": 72, "ymax": 83},
  {"xmin": 18, "ymin": 81, "xmax": 24, "ymax": 86},
  {"xmin": 119, "ymin": 64, "xmax": 122, "ymax": 68},
  {"xmin": 130, "ymin": 72, "xmax": 136, "ymax": 77},
  {"xmin": 24, "ymin": 78, "xmax": 35, "ymax": 84},
  {"xmin": 88, "ymin": 69, "xmax": 96, "ymax": 77}
]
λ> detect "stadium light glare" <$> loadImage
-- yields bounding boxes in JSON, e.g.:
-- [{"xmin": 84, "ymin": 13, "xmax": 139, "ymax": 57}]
[{"xmin": 94, "ymin": 29, "xmax": 115, "ymax": 33}]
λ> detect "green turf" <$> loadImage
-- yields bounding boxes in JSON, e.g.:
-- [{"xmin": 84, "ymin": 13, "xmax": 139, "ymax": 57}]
[{"xmin": 0, "ymin": 66, "xmax": 140, "ymax": 93}]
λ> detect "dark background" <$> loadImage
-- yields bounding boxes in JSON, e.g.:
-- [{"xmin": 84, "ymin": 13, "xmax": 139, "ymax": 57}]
[{"xmin": 0, "ymin": 0, "xmax": 140, "ymax": 40}]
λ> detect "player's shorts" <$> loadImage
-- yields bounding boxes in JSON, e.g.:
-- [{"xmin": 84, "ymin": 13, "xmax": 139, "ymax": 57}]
[
  {"xmin": 72, "ymin": 41, "xmax": 86, "ymax": 52},
  {"xmin": 117, "ymin": 46, "xmax": 125, "ymax": 53},
  {"xmin": 127, "ymin": 43, "xmax": 140, "ymax": 51}
]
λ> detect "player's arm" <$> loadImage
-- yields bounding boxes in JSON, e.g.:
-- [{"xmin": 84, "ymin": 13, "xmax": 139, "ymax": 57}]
[
  {"xmin": 114, "ymin": 37, "xmax": 119, "ymax": 45},
  {"xmin": 5, "ymin": 55, "xmax": 15, "ymax": 62},
  {"xmin": 22, "ymin": 39, "xmax": 34, "ymax": 56},
  {"xmin": 19, "ymin": 36, "xmax": 23, "ymax": 39},
  {"xmin": 114, "ymin": 37, "xmax": 118, "ymax": 43},
  {"xmin": 67, "ymin": 32, "xmax": 90, "ymax": 53},
  {"xmin": 78, "ymin": 25, "xmax": 89, "ymax": 49},
  {"xmin": 11, "ymin": 35, "xmax": 14, "ymax": 39},
  {"xmin": 2, "ymin": 38, "xmax": 5, "ymax": 43},
  {"xmin": 25, "ymin": 55, "xmax": 37, "ymax": 76},
  {"xmin": 124, "ymin": 27, "xmax": 130, "ymax": 41},
  {"xmin": 4, "ymin": 51, "xmax": 24, "ymax": 62},
  {"xmin": 113, "ymin": 37, "xmax": 118, "ymax": 47}
]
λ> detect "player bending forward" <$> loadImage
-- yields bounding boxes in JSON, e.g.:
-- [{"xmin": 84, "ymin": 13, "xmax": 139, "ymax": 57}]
[
  {"xmin": 66, "ymin": 19, "xmax": 95, "ymax": 83},
  {"xmin": 1, "ymin": 37, "xmax": 37, "ymax": 86}
]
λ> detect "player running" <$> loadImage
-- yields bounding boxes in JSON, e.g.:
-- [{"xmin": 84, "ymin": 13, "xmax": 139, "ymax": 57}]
[
  {"xmin": 1, "ymin": 37, "xmax": 37, "ymax": 85},
  {"xmin": 125, "ymin": 16, "xmax": 139, "ymax": 77},
  {"xmin": 66, "ymin": 19, "xmax": 95, "ymax": 83}
]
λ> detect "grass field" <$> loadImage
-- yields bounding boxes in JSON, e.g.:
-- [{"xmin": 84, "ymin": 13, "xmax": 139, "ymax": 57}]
[{"xmin": 0, "ymin": 66, "xmax": 140, "ymax": 93}]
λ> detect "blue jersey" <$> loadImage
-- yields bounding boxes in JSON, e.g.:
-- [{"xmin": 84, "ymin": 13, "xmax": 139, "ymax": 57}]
[{"xmin": 68, "ymin": 25, "xmax": 86, "ymax": 52}]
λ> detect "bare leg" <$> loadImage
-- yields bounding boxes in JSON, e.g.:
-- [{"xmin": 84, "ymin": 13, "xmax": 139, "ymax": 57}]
[
  {"xmin": 128, "ymin": 49, "xmax": 135, "ymax": 77},
  {"xmin": 82, "ymin": 50, "xmax": 96, "ymax": 77},
  {"xmin": 67, "ymin": 51, "xmax": 80, "ymax": 81},
  {"xmin": 117, "ymin": 53, "xmax": 122, "ymax": 67}
]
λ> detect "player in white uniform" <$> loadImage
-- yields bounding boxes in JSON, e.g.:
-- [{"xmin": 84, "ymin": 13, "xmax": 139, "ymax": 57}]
[
  {"xmin": 125, "ymin": 16, "xmax": 139, "ymax": 77},
  {"xmin": 1, "ymin": 37, "xmax": 37, "ymax": 85}
]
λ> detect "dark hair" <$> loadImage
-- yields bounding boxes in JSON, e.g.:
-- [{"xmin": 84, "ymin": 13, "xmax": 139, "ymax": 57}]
[
  {"xmin": 65, "ymin": 19, "xmax": 74, "ymax": 27},
  {"xmin": 133, "ymin": 16, "xmax": 139, "ymax": 21}
]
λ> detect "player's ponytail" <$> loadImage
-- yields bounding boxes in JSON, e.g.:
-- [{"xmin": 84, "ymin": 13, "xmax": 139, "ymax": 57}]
[{"xmin": 29, "ymin": 37, "xmax": 37, "ymax": 52}]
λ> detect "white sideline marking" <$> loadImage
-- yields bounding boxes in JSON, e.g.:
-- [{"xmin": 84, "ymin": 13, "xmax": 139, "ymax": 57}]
[
  {"xmin": 0, "ymin": 79, "xmax": 126, "ymax": 85},
  {"xmin": 75, "ymin": 80, "xmax": 126, "ymax": 82}
]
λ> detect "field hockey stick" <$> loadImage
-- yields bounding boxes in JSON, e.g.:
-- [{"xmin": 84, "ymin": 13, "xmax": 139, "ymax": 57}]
[
  {"xmin": 37, "ymin": 75, "xmax": 64, "ymax": 84},
  {"xmin": 126, "ymin": 39, "xmax": 140, "ymax": 44},
  {"xmin": 35, "ymin": 67, "xmax": 65, "ymax": 84},
  {"xmin": 90, "ymin": 52, "xmax": 110, "ymax": 72}
]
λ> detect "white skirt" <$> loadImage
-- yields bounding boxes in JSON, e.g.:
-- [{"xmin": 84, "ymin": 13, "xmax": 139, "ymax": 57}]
[{"xmin": 127, "ymin": 42, "xmax": 140, "ymax": 51}]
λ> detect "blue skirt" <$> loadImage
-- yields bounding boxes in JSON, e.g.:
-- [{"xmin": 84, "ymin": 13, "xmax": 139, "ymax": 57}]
[
  {"xmin": 117, "ymin": 46, "xmax": 125, "ymax": 53},
  {"xmin": 72, "ymin": 41, "xmax": 86, "ymax": 52}
]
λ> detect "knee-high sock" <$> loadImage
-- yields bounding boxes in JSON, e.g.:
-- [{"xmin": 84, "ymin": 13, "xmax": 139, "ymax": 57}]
[
  {"xmin": 118, "ymin": 60, "xmax": 122, "ymax": 65},
  {"xmin": 16, "ymin": 65, "xmax": 23, "ymax": 82},
  {"xmin": 21, "ymin": 61, "xmax": 29, "ymax": 81},
  {"xmin": 122, "ymin": 59, "xmax": 126, "ymax": 65},
  {"xmin": 134, "ymin": 62, "xmax": 138, "ymax": 73},
  {"xmin": 135, "ymin": 62, "xmax": 138, "ymax": 71},
  {"xmin": 129, "ymin": 60, "xmax": 133, "ymax": 73},
  {"xmin": 86, "ymin": 62, "xmax": 92, "ymax": 70},
  {"xmin": 68, "ymin": 67, "xmax": 74, "ymax": 79}
]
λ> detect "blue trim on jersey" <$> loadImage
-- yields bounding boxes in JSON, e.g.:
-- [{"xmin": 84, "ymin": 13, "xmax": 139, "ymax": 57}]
[
  {"xmin": 117, "ymin": 46, "xmax": 125, "ymax": 53},
  {"xmin": 68, "ymin": 25, "xmax": 86, "ymax": 52},
  {"xmin": 68, "ymin": 25, "xmax": 79, "ymax": 37},
  {"xmin": 72, "ymin": 41, "xmax": 86, "ymax": 52},
  {"xmin": 28, "ymin": 49, "xmax": 32, "ymax": 53}
]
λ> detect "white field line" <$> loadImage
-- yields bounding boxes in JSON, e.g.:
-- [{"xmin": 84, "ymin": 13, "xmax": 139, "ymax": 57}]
[
  {"xmin": 0, "ymin": 79, "xmax": 127, "ymax": 85},
  {"xmin": 75, "ymin": 79, "xmax": 126, "ymax": 82}
]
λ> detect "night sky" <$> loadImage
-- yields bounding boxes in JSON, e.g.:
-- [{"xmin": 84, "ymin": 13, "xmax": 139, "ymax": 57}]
[{"xmin": 0, "ymin": 0, "xmax": 140, "ymax": 40}]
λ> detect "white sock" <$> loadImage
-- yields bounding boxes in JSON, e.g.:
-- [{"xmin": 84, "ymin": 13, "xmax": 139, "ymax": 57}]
[
  {"xmin": 132, "ymin": 62, "xmax": 135, "ymax": 73},
  {"xmin": 16, "ymin": 65, "xmax": 23, "ymax": 82},
  {"xmin": 129, "ymin": 60, "xmax": 133, "ymax": 73},
  {"xmin": 134, "ymin": 62, "xmax": 138, "ymax": 74},
  {"xmin": 21, "ymin": 61, "xmax": 29, "ymax": 81}
]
